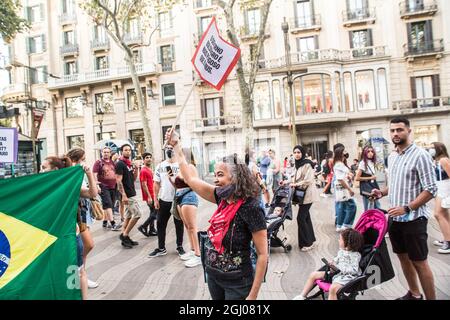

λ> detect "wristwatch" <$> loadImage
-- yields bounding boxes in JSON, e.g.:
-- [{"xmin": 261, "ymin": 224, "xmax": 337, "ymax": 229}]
[{"xmin": 403, "ymin": 205, "xmax": 411, "ymax": 213}]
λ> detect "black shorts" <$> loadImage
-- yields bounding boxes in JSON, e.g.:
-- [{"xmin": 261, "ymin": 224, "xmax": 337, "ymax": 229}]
[
  {"xmin": 100, "ymin": 187, "xmax": 116, "ymax": 210},
  {"xmin": 389, "ymin": 217, "xmax": 428, "ymax": 261}
]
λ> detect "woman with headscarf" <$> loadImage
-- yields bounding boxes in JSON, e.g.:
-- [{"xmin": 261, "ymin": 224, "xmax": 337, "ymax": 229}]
[{"xmin": 287, "ymin": 145, "xmax": 319, "ymax": 251}]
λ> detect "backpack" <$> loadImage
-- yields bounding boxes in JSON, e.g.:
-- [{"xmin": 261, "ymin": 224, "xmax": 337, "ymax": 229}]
[{"xmin": 323, "ymin": 162, "xmax": 331, "ymax": 175}]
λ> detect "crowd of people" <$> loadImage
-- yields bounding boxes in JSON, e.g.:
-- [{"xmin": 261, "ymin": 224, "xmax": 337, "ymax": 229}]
[{"xmin": 38, "ymin": 116, "xmax": 450, "ymax": 300}]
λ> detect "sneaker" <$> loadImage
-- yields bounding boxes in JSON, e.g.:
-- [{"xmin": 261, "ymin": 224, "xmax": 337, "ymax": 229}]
[
  {"xmin": 396, "ymin": 291, "xmax": 423, "ymax": 300},
  {"xmin": 184, "ymin": 255, "xmax": 202, "ymax": 268},
  {"xmin": 124, "ymin": 236, "xmax": 139, "ymax": 246},
  {"xmin": 320, "ymin": 193, "xmax": 328, "ymax": 198},
  {"xmin": 336, "ymin": 227, "xmax": 343, "ymax": 232},
  {"xmin": 138, "ymin": 225, "xmax": 149, "ymax": 237},
  {"xmin": 119, "ymin": 233, "xmax": 125, "ymax": 241},
  {"xmin": 180, "ymin": 250, "xmax": 195, "ymax": 261},
  {"xmin": 87, "ymin": 279, "xmax": 99, "ymax": 289},
  {"xmin": 292, "ymin": 294, "xmax": 306, "ymax": 300},
  {"xmin": 438, "ymin": 241, "xmax": 450, "ymax": 254},
  {"xmin": 121, "ymin": 241, "xmax": 133, "ymax": 249},
  {"xmin": 176, "ymin": 246, "xmax": 186, "ymax": 256},
  {"xmin": 148, "ymin": 248, "xmax": 167, "ymax": 258},
  {"xmin": 111, "ymin": 224, "xmax": 121, "ymax": 231},
  {"xmin": 433, "ymin": 240, "xmax": 444, "ymax": 247},
  {"xmin": 102, "ymin": 222, "xmax": 109, "ymax": 229},
  {"xmin": 148, "ymin": 229, "xmax": 158, "ymax": 236}
]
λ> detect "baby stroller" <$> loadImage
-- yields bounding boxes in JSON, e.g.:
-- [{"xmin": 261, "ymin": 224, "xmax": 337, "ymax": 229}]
[
  {"xmin": 265, "ymin": 186, "xmax": 293, "ymax": 253},
  {"xmin": 306, "ymin": 208, "xmax": 395, "ymax": 300}
]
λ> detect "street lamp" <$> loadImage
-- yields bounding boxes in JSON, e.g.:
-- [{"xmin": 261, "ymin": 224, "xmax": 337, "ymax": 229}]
[{"xmin": 281, "ymin": 18, "xmax": 298, "ymax": 147}]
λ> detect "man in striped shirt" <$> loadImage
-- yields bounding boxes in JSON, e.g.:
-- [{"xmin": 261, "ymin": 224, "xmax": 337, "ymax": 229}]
[{"xmin": 372, "ymin": 117, "xmax": 437, "ymax": 300}]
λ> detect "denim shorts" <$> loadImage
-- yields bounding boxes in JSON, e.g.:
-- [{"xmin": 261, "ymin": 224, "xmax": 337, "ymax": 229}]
[
  {"xmin": 76, "ymin": 234, "xmax": 83, "ymax": 267},
  {"xmin": 176, "ymin": 189, "xmax": 199, "ymax": 207}
]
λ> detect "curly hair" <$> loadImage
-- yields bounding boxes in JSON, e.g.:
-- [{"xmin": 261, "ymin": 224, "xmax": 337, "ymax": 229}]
[
  {"xmin": 221, "ymin": 153, "xmax": 260, "ymax": 200},
  {"xmin": 341, "ymin": 228, "xmax": 364, "ymax": 252},
  {"xmin": 45, "ymin": 156, "xmax": 72, "ymax": 170}
]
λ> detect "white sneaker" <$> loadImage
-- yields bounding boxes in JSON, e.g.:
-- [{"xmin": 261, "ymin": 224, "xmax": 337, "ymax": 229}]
[
  {"xmin": 184, "ymin": 255, "xmax": 202, "ymax": 268},
  {"xmin": 433, "ymin": 240, "xmax": 444, "ymax": 247},
  {"xmin": 180, "ymin": 250, "xmax": 195, "ymax": 261},
  {"xmin": 438, "ymin": 242, "xmax": 450, "ymax": 254},
  {"xmin": 320, "ymin": 193, "xmax": 328, "ymax": 198},
  {"xmin": 336, "ymin": 227, "xmax": 343, "ymax": 232},
  {"xmin": 88, "ymin": 279, "xmax": 99, "ymax": 289},
  {"xmin": 292, "ymin": 294, "xmax": 305, "ymax": 300}
]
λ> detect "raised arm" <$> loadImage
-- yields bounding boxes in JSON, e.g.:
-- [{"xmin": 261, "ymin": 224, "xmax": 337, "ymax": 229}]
[{"xmin": 166, "ymin": 130, "xmax": 216, "ymax": 203}]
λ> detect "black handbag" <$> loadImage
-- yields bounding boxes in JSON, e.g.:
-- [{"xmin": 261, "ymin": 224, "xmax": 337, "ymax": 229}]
[
  {"xmin": 292, "ymin": 187, "xmax": 307, "ymax": 205},
  {"xmin": 359, "ymin": 169, "xmax": 379, "ymax": 197}
]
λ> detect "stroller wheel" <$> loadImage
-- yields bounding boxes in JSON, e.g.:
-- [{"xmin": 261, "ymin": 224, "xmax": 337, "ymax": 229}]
[{"xmin": 285, "ymin": 244, "xmax": 292, "ymax": 252}]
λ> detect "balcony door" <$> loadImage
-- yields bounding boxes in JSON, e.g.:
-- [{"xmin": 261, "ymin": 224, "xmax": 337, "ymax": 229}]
[
  {"xmin": 408, "ymin": 20, "xmax": 433, "ymax": 53},
  {"xmin": 201, "ymin": 97, "xmax": 223, "ymax": 126},
  {"xmin": 406, "ymin": 0, "xmax": 424, "ymax": 12},
  {"xmin": 412, "ymin": 75, "xmax": 440, "ymax": 107},
  {"xmin": 295, "ymin": 0, "xmax": 313, "ymax": 27},
  {"xmin": 296, "ymin": 36, "xmax": 318, "ymax": 61},
  {"xmin": 347, "ymin": 0, "xmax": 368, "ymax": 19}
]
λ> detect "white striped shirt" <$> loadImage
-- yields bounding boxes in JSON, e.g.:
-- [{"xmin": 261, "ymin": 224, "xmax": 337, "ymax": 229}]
[{"xmin": 388, "ymin": 143, "xmax": 437, "ymax": 222}]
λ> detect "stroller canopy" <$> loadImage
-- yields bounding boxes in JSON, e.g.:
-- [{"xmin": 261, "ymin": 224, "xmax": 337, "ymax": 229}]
[{"xmin": 354, "ymin": 209, "xmax": 388, "ymax": 249}]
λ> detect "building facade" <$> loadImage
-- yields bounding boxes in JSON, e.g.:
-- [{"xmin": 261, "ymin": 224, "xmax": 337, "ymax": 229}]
[{"xmin": 2, "ymin": 0, "xmax": 449, "ymax": 175}]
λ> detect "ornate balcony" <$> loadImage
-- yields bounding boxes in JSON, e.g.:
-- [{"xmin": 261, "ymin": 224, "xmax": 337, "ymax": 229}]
[
  {"xmin": 1, "ymin": 83, "xmax": 29, "ymax": 103},
  {"xmin": 289, "ymin": 15, "xmax": 322, "ymax": 34},
  {"xmin": 399, "ymin": 0, "xmax": 437, "ymax": 19},
  {"xmin": 60, "ymin": 43, "xmax": 79, "ymax": 57},
  {"xmin": 123, "ymin": 33, "xmax": 143, "ymax": 45},
  {"xmin": 90, "ymin": 38, "xmax": 110, "ymax": 51},
  {"xmin": 240, "ymin": 23, "xmax": 271, "ymax": 41},
  {"xmin": 403, "ymin": 39, "xmax": 444, "ymax": 60},
  {"xmin": 59, "ymin": 12, "xmax": 77, "ymax": 25},
  {"xmin": 342, "ymin": 7, "xmax": 376, "ymax": 27},
  {"xmin": 193, "ymin": 115, "xmax": 241, "ymax": 132},
  {"xmin": 392, "ymin": 96, "xmax": 450, "ymax": 112}
]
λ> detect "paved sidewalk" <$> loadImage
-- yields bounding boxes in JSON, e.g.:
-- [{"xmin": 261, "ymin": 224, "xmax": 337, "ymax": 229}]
[{"xmin": 86, "ymin": 186, "xmax": 450, "ymax": 300}]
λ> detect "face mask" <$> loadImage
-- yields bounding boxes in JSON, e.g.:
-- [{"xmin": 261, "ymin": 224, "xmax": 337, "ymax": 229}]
[
  {"xmin": 344, "ymin": 152, "xmax": 349, "ymax": 159},
  {"xmin": 429, "ymin": 148, "xmax": 436, "ymax": 158},
  {"xmin": 165, "ymin": 149, "xmax": 173, "ymax": 159},
  {"xmin": 216, "ymin": 184, "xmax": 236, "ymax": 199}
]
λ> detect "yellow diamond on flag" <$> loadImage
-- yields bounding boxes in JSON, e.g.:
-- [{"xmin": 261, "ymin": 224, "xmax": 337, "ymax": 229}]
[{"xmin": 0, "ymin": 212, "xmax": 57, "ymax": 289}]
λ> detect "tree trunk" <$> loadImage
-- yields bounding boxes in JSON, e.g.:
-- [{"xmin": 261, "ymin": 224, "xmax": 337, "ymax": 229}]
[{"xmin": 125, "ymin": 54, "xmax": 153, "ymax": 154}]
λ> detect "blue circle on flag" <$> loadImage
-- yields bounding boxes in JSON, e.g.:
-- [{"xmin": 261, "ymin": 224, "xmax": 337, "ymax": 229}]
[{"xmin": 0, "ymin": 230, "xmax": 11, "ymax": 278}]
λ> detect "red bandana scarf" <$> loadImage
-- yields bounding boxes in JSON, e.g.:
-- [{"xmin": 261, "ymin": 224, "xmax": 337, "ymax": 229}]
[
  {"xmin": 207, "ymin": 199, "xmax": 244, "ymax": 254},
  {"xmin": 120, "ymin": 156, "xmax": 132, "ymax": 168}
]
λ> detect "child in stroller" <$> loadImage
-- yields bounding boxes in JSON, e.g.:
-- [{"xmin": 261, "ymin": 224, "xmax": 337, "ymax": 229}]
[
  {"xmin": 293, "ymin": 228, "xmax": 364, "ymax": 300},
  {"xmin": 294, "ymin": 208, "xmax": 395, "ymax": 300},
  {"xmin": 265, "ymin": 186, "xmax": 293, "ymax": 252}
]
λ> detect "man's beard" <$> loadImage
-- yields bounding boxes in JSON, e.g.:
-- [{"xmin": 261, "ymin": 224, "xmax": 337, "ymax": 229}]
[{"xmin": 392, "ymin": 138, "xmax": 406, "ymax": 146}]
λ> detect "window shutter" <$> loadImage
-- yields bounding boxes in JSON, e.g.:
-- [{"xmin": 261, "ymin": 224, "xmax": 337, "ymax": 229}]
[
  {"xmin": 170, "ymin": 44, "xmax": 175, "ymax": 61},
  {"xmin": 244, "ymin": 10, "xmax": 249, "ymax": 33},
  {"xmin": 26, "ymin": 37, "xmax": 30, "ymax": 54},
  {"xmin": 314, "ymin": 35, "xmax": 319, "ymax": 49},
  {"xmin": 367, "ymin": 29, "xmax": 373, "ymax": 46},
  {"xmin": 410, "ymin": 77, "xmax": 417, "ymax": 108},
  {"xmin": 169, "ymin": 10, "xmax": 173, "ymax": 28},
  {"xmin": 43, "ymin": 66, "xmax": 48, "ymax": 83},
  {"xmin": 432, "ymin": 74, "xmax": 440, "ymax": 106},
  {"xmin": 293, "ymin": 1, "xmax": 298, "ymax": 27},
  {"xmin": 157, "ymin": 47, "xmax": 162, "ymax": 64},
  {"xmin": 349, "ymin": 31, "xmax": 354, "ymax": 48},
  {"xmin": 40, "ymin": 3, "xmax": 45, "ymax": 21},
  {"xmin": 41, "ymin": 35, "xmax": 46, "ymax": 52},
  {"xmin": 197, "ymin": 17, "xmax": 202, "ymax": 35},
  {"xmin": 425, "ymin": 20, "xmax": 433, "ymax": 48},
  {"xmin": 200, "ymin": 99, "xmax": 207, "ymax": 126},
  {"xmin": 219, "ymin": 97, "xmax": 225, "ymax": 125},
  {"xmin": 26, "ymin": 7, "xmax": 32, "ymax": 22},
  {"xmin": 407, "ymin": 23, "xmax": 412, "ymax": 51}
]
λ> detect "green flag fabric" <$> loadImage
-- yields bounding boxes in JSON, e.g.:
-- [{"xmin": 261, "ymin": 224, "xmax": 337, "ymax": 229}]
[{"xmin": 0, "ymin": 166, "xmax": 84, "ymax": 300}]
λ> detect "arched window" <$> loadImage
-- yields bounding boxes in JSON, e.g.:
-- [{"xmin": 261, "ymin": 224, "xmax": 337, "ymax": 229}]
[
  {"xmin": 272, "ymin": 80, "xmax": 283, "ymax": 119},
  {"xmin": 355, "ymin": 70, "xmax": 376, "ymax": 110},
  {"xmin": 343, "ymin": 72, "xmax": 354, "ymax": 112},
  {"xmin": 296, "ymin": 73, "xmax": 332, "ymax": 114},
  {"xmin": 253, "ymin": 81, "xmax": 272, "ymax": 120},
  {"xmin": 335, "ymin": 72, "xmax": 342, "ymax": 112}
]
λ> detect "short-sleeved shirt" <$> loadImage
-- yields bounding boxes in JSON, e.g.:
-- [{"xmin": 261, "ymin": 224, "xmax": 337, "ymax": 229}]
[
  {"xmin": 388, "ymin": 143, "xmax": 437, "ymax": 222},
  {"xmin": 358, "ymin": 160, "xmax": 376, "ymax": 176},
  {"xmin": 209, "ymin": 189, "xmax": 267, "ymax": 277},
  {"xmin": 140, "ymin": 166, "xmax": 155, "ymax": 201},
  {"xmin": 115, "ymin": 160, "xmax": 136, "ymax": 198},
  {"xmin": 154, "ymin": 161, "xmax": 179, "ymax": 202},
  {"xmin": 93, "ymin": 159, "xmax": 117, "ymax": 189}
]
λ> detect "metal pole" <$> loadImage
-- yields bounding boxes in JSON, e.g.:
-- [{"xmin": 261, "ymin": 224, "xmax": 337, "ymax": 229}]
[{"xmin": 282, "ymin": 18, "xmax": 297, "ymax": 147}]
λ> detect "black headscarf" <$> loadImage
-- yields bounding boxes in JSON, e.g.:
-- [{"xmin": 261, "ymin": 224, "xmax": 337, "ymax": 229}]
[{"xmin": 293, "ymin": 145, "xmax": 314, "ymax": 169}]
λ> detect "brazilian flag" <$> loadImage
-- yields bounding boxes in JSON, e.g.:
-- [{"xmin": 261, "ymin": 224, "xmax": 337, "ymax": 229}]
[{"xmin": 0, "ymin": 166, "xmax": 84, "ymax": 299}]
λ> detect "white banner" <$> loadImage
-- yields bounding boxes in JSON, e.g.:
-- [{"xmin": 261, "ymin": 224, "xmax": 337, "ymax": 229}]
[
  {"xmin": 0, "ymin": 128, "xmax": 18, "ymax": 164},
  {"xmin": 191, "ymin": 17, "xmax": 240, "ymax": 91}
]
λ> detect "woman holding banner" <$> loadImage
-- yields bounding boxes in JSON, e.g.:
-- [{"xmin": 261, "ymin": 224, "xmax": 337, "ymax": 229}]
[{"xmin": 165, "ymin": 129, "xmax": 268, "ymax": 300}]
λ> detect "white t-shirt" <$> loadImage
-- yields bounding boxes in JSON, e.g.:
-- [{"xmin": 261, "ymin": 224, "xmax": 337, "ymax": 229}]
[
  {"xmin": 358, "ymin": 160, "xmax": 376, "ymax": 176},
  {"xmin": 334, "ymin": 162, "xmax": 353, "ymax": 197},
  {"xmin": 154, "ymin": 160, "xmax": 180, "ymax": 202}
]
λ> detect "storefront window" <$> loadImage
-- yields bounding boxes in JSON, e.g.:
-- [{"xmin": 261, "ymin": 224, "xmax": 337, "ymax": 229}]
[
  {"xmin": 413, "ymin": 125, "xmax": 438, "ymax": 148},
  {"xmin": 355, "ymin": 70, "xmax": 376, "ymax": 110},
  {"xmin": 335, "ymin": 72, "xmax": 342, "ymax": 112},
  {"xmin": 293, "ymin": 77, "xmax": 303, "ymax": 115},
  {"xmin": 253, "ymin": 81, "xmax": 272, "ymax": 120},
  {"xmin": 129, "ymin": 129, "xmax": 144, "ymax": 157},
  {"xmin": 67, "ymin": 135, "xmax": 85, "ymax": 150},
  {"xmin": 65, "ymin": 96, "xmax": 83, "ymax": 118},
  {"xmin": 377, "ymin": 69, "xmax": 389, "ymax": 109},
  {"xmin": 343, "ymin": 72, "xmax": 354, "ymax": 112},
  {"xmin": 272, "ymin": 80, "xmax": 283, "ymax": 119},
  {"xmin": 298, "ymin": 74, "xmax": 332, "ymax": 114}
]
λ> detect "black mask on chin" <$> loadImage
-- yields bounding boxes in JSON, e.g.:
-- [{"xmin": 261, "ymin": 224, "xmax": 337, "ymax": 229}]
[
  {"xmin": 216, "ymin": 184, "xmax": 236, "ymax": 199},
  {"xmin": 344, "ymin": 152, "xmax": 349, "ymax": 159},
  {"xmin": 165, "ymin": 149, "xmax": 173, "ymax": 159}
]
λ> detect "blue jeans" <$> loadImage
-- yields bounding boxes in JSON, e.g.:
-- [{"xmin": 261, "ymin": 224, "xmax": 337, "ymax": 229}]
[
  {"xmin": 362, "ymin": 196, "xmax": 381, "ymax": 211},
  {"xmin": 336, "ymin": 199, "xmax": 357, "ymax": 228},
  {"xmin": 206, "ymin": 271, "xmax": 253, "ymax": 300}
]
